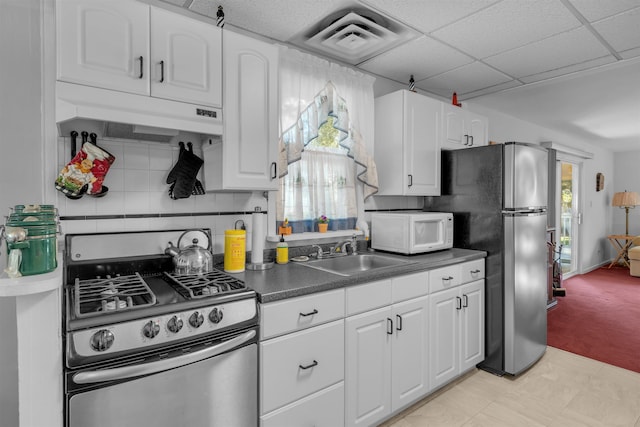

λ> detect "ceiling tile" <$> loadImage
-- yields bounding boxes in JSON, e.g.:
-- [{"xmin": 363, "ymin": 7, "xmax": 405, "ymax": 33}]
[
  {"xmin": 484, "ymin": 27, "xmax": 611, "ymax": 78},
  {"xmin": 462, "ymin": 80, "xmax": 523, "ymax": 99},
  {"xmin": 360, "ymin": 0, "xmax": 500, "ymax": 33},
  {"xmin": 416, "ymin": 61, "xmax": 513, "ymax": 97},
  {"xmin": 358, "ymin": 36, "xmax": 473, "ymax": 82},
  {"xmin": 592, "ymin": 7, "xmax": 640, "ymax": 53},
  {"xmin": 566, "ymin": 0, "xmax": 640, "ymax": 22},
  {"xmin": 189, "ymin": 0, "xmax": 357, "ymax": 41},
  {"xmin": 620, "ymin": 46, "xmax": 640, "ymax": 60},
  {"xmin": 519, "ymin": 56, "xmax": 616, "ymax": 83},
  {"xmin": 431, "ymin": 0, "xmax": 581, "ymax": 59}
]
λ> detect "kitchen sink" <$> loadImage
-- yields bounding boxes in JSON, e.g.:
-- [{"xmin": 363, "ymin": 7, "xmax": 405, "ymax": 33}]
[{"xmin": 300, "ymin": 253, "xmax": 411, "ymax": 276}]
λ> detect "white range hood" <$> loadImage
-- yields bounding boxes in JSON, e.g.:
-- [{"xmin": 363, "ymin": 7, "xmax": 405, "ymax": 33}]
[{"xmin": 56, "ymin": 82, "xmax": 223, "ymax": 142}]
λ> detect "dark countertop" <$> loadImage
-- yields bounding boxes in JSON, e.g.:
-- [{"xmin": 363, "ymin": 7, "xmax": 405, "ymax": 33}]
[{"xmin": 229, "ymin": 248, "xmax": 486, "ymax": 303}]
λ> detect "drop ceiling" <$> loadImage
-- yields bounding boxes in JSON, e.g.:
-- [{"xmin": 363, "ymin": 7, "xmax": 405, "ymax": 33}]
[{"xmin": 162, "ymin": 0, "xmax": 640, "ymax": 151}]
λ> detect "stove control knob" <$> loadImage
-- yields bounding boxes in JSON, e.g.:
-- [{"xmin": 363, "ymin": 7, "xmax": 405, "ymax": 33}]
[
  {"xmin": 167, "ymin": 315, "xmax": 184, "ymax": 333},
  {"xmin": 209, "ymin": 307, "xmax": 224, "ymax": 324},
  {"xmin": 90, "ymin": 329, "xmax": 114, "ymax": 352},
  {"xmin": 143, "ymin": 320, "xmax": 160, "ymax": 339},
  {"xmin": 189, "ymin": 311, "xmax": 204, "ymax": 328}
]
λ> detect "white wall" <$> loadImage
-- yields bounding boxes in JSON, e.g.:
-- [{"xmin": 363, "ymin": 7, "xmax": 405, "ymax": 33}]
[{"xmin": 613, "ymin": 151, "xmax": 640, "ymax": 237}]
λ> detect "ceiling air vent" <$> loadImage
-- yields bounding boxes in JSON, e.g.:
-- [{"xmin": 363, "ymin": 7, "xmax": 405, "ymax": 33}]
[{"xmin": 300, "ymin": 9, "xmax": 419, "ymax": 65}]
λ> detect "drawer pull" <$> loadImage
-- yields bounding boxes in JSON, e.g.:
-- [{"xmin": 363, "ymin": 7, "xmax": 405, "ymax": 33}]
[
  {"xmin": 299, "ymin": 360, "xmax": 318, "ymax": 370},
  {"xmin": 470, "ymin": 269, "xmax": 481, "ymax": 275},
  {"xmin": 396, "ymin": 314, "xmax": 403, "ymax": 331},
  {"xmin": 299, "ymin": 309, "xmax": 318, "ymax": 317},
  {"xmin": 442, "ymin": 276, "xmax": 454, "ymax": 283}
]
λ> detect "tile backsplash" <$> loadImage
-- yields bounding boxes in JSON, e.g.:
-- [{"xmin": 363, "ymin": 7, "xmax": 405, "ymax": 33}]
[{"xmin": 54, "ymin": 135, "xmax": 267, "ymax": 254}]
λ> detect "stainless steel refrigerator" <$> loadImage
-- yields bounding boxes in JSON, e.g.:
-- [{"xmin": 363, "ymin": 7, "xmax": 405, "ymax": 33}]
[{"xmin": 425, "ymin": 142, "xmax": 548, "ymax": 375}]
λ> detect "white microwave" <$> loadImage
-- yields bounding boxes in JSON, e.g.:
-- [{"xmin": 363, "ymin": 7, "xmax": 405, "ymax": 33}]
[{"xmin": 370, "ymin": 212, "xmax": 454, "ymax": 254}]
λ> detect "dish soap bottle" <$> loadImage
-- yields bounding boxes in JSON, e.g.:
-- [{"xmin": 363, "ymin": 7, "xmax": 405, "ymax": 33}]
[{"xmin": 276, "ymin": 234, "xmax": 289, "ymax": 264}]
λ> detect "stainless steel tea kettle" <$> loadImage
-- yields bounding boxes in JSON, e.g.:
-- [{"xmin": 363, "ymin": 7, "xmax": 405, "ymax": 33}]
[{"xmin": 165, "ymin": 229, "xmax": 213, "ymax": 275}]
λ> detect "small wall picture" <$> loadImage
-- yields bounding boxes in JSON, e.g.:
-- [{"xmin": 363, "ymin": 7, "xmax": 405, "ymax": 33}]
[{"xmin": 596, "ymin": 172, "xmax": 605, "ymax": 191}]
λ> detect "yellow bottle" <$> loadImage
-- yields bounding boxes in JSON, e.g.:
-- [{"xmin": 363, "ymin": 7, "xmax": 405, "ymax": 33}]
[{"xmin": 276, "ymin": 234, "xmax": 289, "ymax": 264}]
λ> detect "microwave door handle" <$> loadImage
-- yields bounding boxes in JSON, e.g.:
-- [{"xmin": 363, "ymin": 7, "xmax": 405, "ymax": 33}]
[{"xmin": 73, "ymin": 329, "xmax": 256, "ymax": 384}]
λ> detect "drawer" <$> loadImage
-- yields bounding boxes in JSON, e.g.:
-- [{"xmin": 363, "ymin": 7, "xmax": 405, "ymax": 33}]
[
  {"xmin": 261, "ymin": 382, "xmax": 344, "ymax": 427},
  {"xmin": 429, "ymin": 264, "xmax": 461, "ymax": 293},
  {"xmin": 261, "ymin": 289, "xmax": 345, "ymax": 340},
  {"xmin": 260, "ymin": 320, "xmax": 344, "ymax": 414},
  {"xmin": 346, "ymin": 279, "xmax": 392, "ymax": 316},
  {"xmin": 392, "ymin": 271, "xmax": 428, "ymax": 303},
  {"xmin": 459, "ymin": 259, "xmax": 485, "ymax": 283}
]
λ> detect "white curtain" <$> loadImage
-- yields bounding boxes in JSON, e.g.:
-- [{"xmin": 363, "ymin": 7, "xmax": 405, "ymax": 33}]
[{"xmin": 277, "ymin": 47, "xmax": 377, "ymax": 232}]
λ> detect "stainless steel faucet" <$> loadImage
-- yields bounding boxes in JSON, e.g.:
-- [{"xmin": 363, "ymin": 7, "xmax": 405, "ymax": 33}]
[
  {"xmin": 333, "ymin": 234, "xmax": 358, "ymax": 255},
  {"xmin": 311, "ymin": 244, "xmax": 324, "ymax": 258}
]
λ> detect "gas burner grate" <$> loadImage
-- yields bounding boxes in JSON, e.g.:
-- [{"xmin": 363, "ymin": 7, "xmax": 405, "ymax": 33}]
[
  {"xmin": 74, "ymin": 273, "xmax": 157, "ymax": 318},
  {"xmin": 164, "ymin": 270, "xmax": 246, "ymax": 299}
]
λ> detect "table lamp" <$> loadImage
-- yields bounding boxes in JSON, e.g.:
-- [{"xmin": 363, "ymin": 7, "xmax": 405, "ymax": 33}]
[{"xmin": 612, "ymin": 190, "xmax": 640, "ymax": 235}]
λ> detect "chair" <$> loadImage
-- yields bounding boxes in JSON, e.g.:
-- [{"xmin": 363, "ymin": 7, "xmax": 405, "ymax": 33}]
[{"xmin": 627, "ymin": 236, "xmax": 640, "ymax": 277}]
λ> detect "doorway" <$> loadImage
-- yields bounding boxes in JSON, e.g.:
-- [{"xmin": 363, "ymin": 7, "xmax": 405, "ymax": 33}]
[{"xmin": 557, "ymin": 160, "xmax": 580, "ymax": 277}]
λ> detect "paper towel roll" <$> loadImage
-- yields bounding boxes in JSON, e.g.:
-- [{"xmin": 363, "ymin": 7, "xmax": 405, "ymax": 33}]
[{"xmin": 251, "ymin": 212, "xmax": 264, "ymax": 264}]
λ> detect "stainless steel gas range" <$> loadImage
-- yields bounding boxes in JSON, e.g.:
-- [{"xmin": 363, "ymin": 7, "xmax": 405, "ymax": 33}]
[{"xmin": 63, "ymin": 229, "xmax": 258, "ymax": 427}]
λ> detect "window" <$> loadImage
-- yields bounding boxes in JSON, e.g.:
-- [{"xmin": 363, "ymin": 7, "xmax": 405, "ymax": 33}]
[
  {"xmin": 279, "ymin": 117, "xmax": 357, "ymax": 232},
  {"xmin": 276, "ymin": 48, "xmax": 378, "ymax": 235}
]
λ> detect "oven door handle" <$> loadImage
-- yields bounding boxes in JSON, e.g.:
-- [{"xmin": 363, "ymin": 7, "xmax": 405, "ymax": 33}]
[{"xmin": 73, "ymin": 329, "xmax": 256, "ymax": 384}]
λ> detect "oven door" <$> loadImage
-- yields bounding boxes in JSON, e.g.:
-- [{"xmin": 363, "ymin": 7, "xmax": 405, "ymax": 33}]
[{"xmin": 66, "ymin": 329, "xmax": 257, "ymax": 427}]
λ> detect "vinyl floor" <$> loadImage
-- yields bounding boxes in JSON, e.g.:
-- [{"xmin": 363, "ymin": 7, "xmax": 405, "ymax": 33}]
[{"xmin": 381, "ymin": 347, "xmax": 640, "ymax": 427}]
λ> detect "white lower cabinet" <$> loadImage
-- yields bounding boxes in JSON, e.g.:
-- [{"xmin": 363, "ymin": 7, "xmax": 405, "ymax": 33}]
[
  {"xmin": 345, "ymin": 275, "xmax": 429, "ymax": 427},
  {"xmin": 260, "ymin": 289, "xmax": 345, "ymax": 426},
  {"xmin": 261, "ymin": 382, "xmax": 344, "ymax": 427},
  {"xmin": 429, "ymin": 274, "xmax": 484, "ymax": 391},
  {"xmin": 260, "ymin": 258, "xmax": 485, "ymax": 427}
]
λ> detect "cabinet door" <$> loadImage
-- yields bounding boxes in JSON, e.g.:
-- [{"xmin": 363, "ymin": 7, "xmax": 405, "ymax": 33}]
[
  {"xmin": 391, "ymin": 296, "xmax": 429, "ymax": 410},
  {"xmin": 261, "ymin": 382, "xmax": 344, "ymax": 427},
  {"xmin": 429, "ymin": 287, "xmax": 459, "ymax": 390},
  {"xmin": 460, "ymin": 280, "xmax": 485, "ymax": 372},
  {"xmin": 467, "ymin": 113, "xmax": 488, "ymax": 148},
  {"xmin": 261, "ymin": 320, "xmax": 344, "ymax": 414},
  {"xmin": 150, "ymin": 7, "xmax": 222, "ymax": 107},
  {"xmin": 345, "ymin": 307, "xmax": 392, "ymax": 427},
  {"xmin": 403, "ymin": 93, "xmax": 441, "ymax": 196},
  {"xmin": 57, "ymin": 0, "xmax": 149, "ymax": 95},
  {"xmin": 442, "ymin": 105, "xmax": 466, "ymax": 149},
  {"xmin": 222, "ymin": 30, "xmax": 279, "ymax": 190}
]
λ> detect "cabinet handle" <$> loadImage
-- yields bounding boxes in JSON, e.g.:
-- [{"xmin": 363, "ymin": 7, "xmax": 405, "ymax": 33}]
[
  {"xmin": 396, "ymin": 314, "xmax": 403, "ymax": 331},
  {"xmin": 270, "ymin": 162, "xmax": 277, "ymax": 180},
  {"xmin": 469, "ymin": 135, "xmax": 474, "ymax": 146},
  {"xmin": 462, "ymin": 294, "xmax": 468, "ymax": 308},
  {"xmin": 299, "ymin": 360, "xmax": 318, "ymax": 370},
  {"xmin": 442, "ymin": 276, "xmax": 454, "ymax": 284},
  {"xmin": 159, "ymin": 60, "xmax": 164, "ymax": 83},
  {"xmin": 138, "ymin": 56, "xmax": 144, "ymax": 79},
  {"xmin": 456, "ymin": 296, "xmax": 462, "ymax": 310},
  {"xmin": 386, "ymin": 318, "xmax": 393, "ymax": 335},
  {"xmin": 408, "ymin": 174, "xmax": 413, "ymax": 187},
  {"xmin": 299, "ymin": 309, "xmax": 318, "ymax": 317}
]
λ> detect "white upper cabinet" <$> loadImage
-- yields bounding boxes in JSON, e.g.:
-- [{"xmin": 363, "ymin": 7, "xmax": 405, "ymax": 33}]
[
  {"xmin": 442, "ymin": 104, "xmax": 488, "ymax": 150},
  {"xmin": 203, "ymin": 30, "xmax": 279, "ymax": 191},
  {"xmin": 57, "ymin": 0, "xmax": 222, "ymax": 108},
  {"xmin": 374, "ymin": 90, "xmax": 441, "ymax": 196},
  {"xmin": 149, "ymin": 7, "xmax": 222, "ymax": 106}
]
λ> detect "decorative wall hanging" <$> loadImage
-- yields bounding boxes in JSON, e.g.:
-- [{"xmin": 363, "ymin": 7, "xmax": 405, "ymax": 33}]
[{"xmin": 596, "ymin": 172, "xmax": 604, "ymax": 191}]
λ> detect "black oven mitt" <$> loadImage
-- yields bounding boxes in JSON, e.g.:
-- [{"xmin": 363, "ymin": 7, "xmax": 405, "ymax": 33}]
[{"xmin": 167, "ymin": 141, "xmax": 203, "ymax": 199}]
